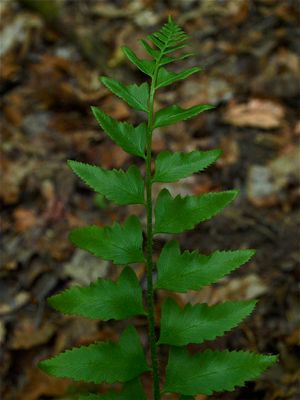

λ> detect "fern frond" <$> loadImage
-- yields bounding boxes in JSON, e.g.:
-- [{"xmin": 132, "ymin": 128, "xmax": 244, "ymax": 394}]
[
  {"xmin": 39, "ymin": 16, "xmax": 277, "ymax": 400},
  {"xmin": 145, "ymin": 16, "xmax": 190, "ymax": 63}
]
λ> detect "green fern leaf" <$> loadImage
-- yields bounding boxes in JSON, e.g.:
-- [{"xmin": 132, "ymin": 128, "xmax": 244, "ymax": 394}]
[
  {"xmin": 158, "ymin": 298, "xmax": 256, "ymax": 346},
  {"xmin": 39, "ymin": 325, "xmax": 149, "ymax": 384},
  {"xmin": 154, "ymin": 104, "xmax": 214, "ymax": 128},
  {"xmin": 122, "ymin": 46, "xmax": 155, "ymax": 76},
  {"xmin": 153, "ymin": 149, "xmax": 221, "ymax": 182},
  {"xmin": 140, "ymin": 39, "xmax": 192, "ymax": 67},
  {"xmin": 140, "ymin": 39, "xmax": 160, "ymax": 59},
  {"xmin": 78, "ymin": 378, "xmax": 147, "ymax": 399},
  {"xmin": 137, "ymin": 16, "xmax": 192, "ymax": 76},
  {"xmin": 48, "ymin": 267, "xmax": 145, "ymax": 321},
  {"xmin": 100, "ymin": 77, "xmax": 149, "ymax": 112},
  {"xmin": 68, "ymin": 161, "xmax": 144, "ymax": 205},
  {"xmin": 156, "ymin": 240, "xmax": 255, "ymax": 292},
  {"xmin": 164, "ymin": 347, "xmax": 277, "ymax": 396},
  {"xmin": 156, "ymin": 66, "xmax": 202, "ymax": 89},
  {"xmin": 148, "ymin": 16, "xmax": 189, "ymax": 56},
  {"xmin": 91, "ymin": 106, "xmax": 146, "ymax": 158},
  {"xmin": 154, "ymin": 189, "xmax": 238, "ymax": 234},
  {"xmin": 69, "ymin": 215, "xmax": 144, "ymax": 265}
]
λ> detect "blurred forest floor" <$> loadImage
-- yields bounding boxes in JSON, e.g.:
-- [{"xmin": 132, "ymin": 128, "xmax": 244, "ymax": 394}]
[{"xmin": 0, "ymin": 0, "xmax": 300, "ymax": 399}]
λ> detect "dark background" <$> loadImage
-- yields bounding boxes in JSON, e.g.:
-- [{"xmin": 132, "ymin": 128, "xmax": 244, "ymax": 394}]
[{"xmin": 1, "ymin": 0, "xmax": 300, "ymax": 399}]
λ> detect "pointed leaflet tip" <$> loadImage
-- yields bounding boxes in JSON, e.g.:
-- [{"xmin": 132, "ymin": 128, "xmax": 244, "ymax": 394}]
[
  {"xmin": 154, "ymin": 189, "xmax": 239, "ymax": 234},
  {"xmin": 154, "ymin": 104, "xmax": 215, "ymax": 128},
  {"xmin": 91, "ymin": 106, "xmax": 147, "ymax": 158},
  {"xmin": 147, "ymin": 16, "xmax": 189, "ymax": 57},
  {"xmin": 121, "ymin": 46, "xmax": 155, "ymax": 76},
  {"xmin": 164, "ymin": 347, "xmax": 278, "ymax": 395},
  {"xmin": 156, "ymin": 66, "xmax": 203, "ymax": 89},
  {"xmin": 38, "ymin": 325, "xmax": 149, "ymax": 384},
  {"xmin": 48, "ymin": 266, "xmax": 145, "ymax": 321},
  {"xmin": 69, "ymin": 215, "xmax": 144, "ymax": 265},
  {"xmin": 67, "ymin": 160, "xmax": 144, "ymax": 205},
  {"xmin": 153, "ymin": 149, "xmax": 221, "ymax": 183},
  {"xmin": 100, "ymin": 76, "xmax": 149, "ymax": 112},
  {"xmin": 158, "ymin": 297, "xmax": 257, "ymax": 346},
  {"xmin": 156, "ymin": 240, "xmax": 256, "ymax": 292},
  {"xmin": 140, "ymin": 39, "xmax": 160, "ymax": 59}
]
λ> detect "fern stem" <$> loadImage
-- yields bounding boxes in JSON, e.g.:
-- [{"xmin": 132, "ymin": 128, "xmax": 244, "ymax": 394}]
[{"xmin": 145, "ymin": 64, "xmax": 161, "ymax": 400}]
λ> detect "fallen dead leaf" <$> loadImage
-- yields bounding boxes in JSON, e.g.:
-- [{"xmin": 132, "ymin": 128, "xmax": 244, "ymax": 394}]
[
  {"xmin": 200, "ymin": 0, "xmax": 249, "ymax": 21},
  {"xmin": 21, "ymin": 367, "xmax": 70, "ymax": 400},
  {"xmin": 9, "ymin": 318, "xmax": 55, "ymax": 350},
  {"xmin": 14, "ymin": 208, "xmax": 38, "ymax": 232},
  {"xmin": 174, "ymin": 274, "xmax": 268, "ymax": 306},
  {"xmin": 0, "ymin": 157, "xmax": 36, "ymax": 204},
  {"xmin": 218, "ymin": 135, "xmax": 240, "ymax": 166},
  {"xmin": 216, "ymin": 273, "xmax": 268, "ymax": 301},
  {"xmin": 224, "ymin": 99, "xmax": 285, "ymax": 129}
]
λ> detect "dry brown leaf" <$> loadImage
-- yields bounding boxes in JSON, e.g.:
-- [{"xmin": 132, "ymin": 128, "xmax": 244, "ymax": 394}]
[
  {"xmin": 215, "ymin": 273, "xmax": 268, "ymax": 301},
  {"xmin": 218, "ymin": 135, "xmax": 240, "ymax": 166},
  {"xmin": 224, "ymin": 99, "xmax": 285, "ymax": 129},
  {"xmin": 10, "ymin": 318, "xmax": 55, "ymax": 350},
  {"xmin": 14, "ymin": 208, "xmax": 37, "ymax": 232},
  {"xmin": 0, "ymin": 154, "xmax": 39, "ymax": 204},
  {"xmin": 173, "ymin": 274, "xmax": 268, "ymax": 307},
  {"xmin": 21, "ymin": 367, "xmax": 70, "ymax": 400}
]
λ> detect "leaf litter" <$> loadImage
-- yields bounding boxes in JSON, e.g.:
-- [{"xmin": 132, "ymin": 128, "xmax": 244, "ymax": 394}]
[{"xmin": 0, "ymin": 0, "xmax": 299, "ymax": 399}]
